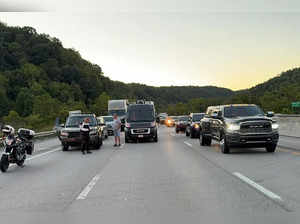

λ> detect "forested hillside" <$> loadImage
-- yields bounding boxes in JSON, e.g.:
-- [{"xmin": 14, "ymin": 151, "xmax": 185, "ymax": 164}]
[
  {"xmin": 167, "ymin": 68, "xmax": 300, "ymax": 115},
  {"xmin": 0, "ymin": 22, "xmax": 233, "ymax": 130}
]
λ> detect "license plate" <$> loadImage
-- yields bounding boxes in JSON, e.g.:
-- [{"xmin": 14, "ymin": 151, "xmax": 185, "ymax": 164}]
[{"xmin": 138, "ymin": 135, "xmax": 144, "ymax": 138}]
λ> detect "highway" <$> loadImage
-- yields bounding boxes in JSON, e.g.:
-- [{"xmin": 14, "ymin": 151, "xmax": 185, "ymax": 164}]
[{"xmin": 1, "ymin": 126, "xmax": 300, "ymax": 223}]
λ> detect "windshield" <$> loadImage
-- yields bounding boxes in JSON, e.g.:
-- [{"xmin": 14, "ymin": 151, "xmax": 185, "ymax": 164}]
[
  {"xmin": 179, "ymin": 116, "xmax": 189, "ymax": 121},
  {"xmin": 103, "ymin": 117, "xmax": 113, "ymax": 122},
  {"xmin": 224, "ymin": 106, "xmax": 264, "ymax": 118},
  {"xmin": 108, "ymin": 110, "xmax": 126, "ymax": 117},
  {"xmin": 127, "ymin": 109, "xmax": 155, "ymax": 122},
  {"xmin": 193, "ymin": 114, "xmax": 204, "ymax": 121},
  {"xmin": 65, "ymin": 116, "xmax": 97, "ymax": 127}
]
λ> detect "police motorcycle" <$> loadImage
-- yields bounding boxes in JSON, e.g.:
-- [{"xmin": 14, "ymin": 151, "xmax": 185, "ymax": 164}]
[{"xmin": 0, "ymin": 125, "xmax": 35, "ymax": 172}]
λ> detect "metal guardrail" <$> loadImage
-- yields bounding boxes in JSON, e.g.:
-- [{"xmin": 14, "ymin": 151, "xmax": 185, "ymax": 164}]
[
  {"xmin": 0, "ymin": 130, "xmax": 57, "ymax": 145},
  {"xmin": 34, "ymin": 130, "xmax": 57, "ymax": 138}
]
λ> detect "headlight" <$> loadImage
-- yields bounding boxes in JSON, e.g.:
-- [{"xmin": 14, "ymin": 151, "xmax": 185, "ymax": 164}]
[
  {"xmin": 227, "ymin": 124, "xmax": 240, "ymax": 132},
  {"xmin": 60, "ymin": 132, "xmax": 69, "ymax": 137},
  {"xmin": 194, "ymin": 124, "xmax": 200, "ymax": 129},
  {"xmin": 272, "ymin": 123, "xmax": 279, "ymax": 130}
]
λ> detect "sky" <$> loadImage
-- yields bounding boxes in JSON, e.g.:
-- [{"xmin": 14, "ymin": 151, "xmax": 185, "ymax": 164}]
[{"xmin": 0, "ymin": 1, "xmax": 300, "ymax": 90}]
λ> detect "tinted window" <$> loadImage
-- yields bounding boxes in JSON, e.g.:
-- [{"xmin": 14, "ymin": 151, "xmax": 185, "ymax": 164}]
[
  {"xmin": 193, "ymin": 114, "xmax": 204, "ymax": 121},
  {"xmin": 66, "ymin": 116, "xmax": 97, "ymax": 127},
  {"xmin": 224, "ymin": 106, "xmax": 264, "ymax": 118},
  {"xmin": 127, "ymin": 107, "xmax": 155, "ymax": 122}
]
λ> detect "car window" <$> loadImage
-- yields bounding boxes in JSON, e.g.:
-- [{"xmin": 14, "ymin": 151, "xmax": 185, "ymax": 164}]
[
  {"xmin": 66, "ymin": 116, "xmax": 97, "ymax": 127},
  {"xmin": 224, "ymin": 106, "xmax": 264, "ymax": 118}
]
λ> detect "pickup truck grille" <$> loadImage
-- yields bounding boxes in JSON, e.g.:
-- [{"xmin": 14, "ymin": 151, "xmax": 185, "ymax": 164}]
[{"xmin": 240, "ymin": 121, "xmax": 272, "ymax": 134}]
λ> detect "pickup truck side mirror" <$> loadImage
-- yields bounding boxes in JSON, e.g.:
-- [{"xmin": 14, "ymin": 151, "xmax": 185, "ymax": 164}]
[
  {"xmin": 266, "ymin": 111, "xmax": 274, "ymax": 117},
  {"xmin": 60, "ymin": 123, "xmax": 65, "ymax": 128}
]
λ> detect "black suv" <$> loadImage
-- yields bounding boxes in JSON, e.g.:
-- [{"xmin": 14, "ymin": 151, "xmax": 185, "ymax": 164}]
[
  {"xmin": 59, "ymin": 113, "xmax": 103, "ymax": 151},
  {"xmin": 186, "ymin": 113, "xmax": 205, "ymax": 138},
  {"xmin": 125, "ymin": 104, "xmax": 158, "ymax": 143},
  {"xmin": 200, "ymin": 104, "xmax": 279, "ymax": 154}
]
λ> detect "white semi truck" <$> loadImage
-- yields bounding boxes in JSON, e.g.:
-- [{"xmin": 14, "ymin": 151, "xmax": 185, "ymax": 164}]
[{"xmin": 108, "ymin": 100, "xmax": 129, "ymax": 131}]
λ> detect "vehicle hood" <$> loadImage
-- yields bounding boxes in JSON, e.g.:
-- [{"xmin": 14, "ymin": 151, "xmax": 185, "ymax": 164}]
[{"xmin": 225, "ymin": 116, "xmax": 274, "ymax": 124}]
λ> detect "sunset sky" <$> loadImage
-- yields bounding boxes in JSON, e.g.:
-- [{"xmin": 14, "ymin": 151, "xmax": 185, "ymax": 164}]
[{"xmin": 1, "ymin": 1, "xmax": 300, "ymax": 90}]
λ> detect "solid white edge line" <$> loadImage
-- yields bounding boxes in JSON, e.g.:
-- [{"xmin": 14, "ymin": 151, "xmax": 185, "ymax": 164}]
[
  {"xmin": 184, "ymin": 141, "xmax": 193, "ymax": 147},
  {"xmin": 77, "ymin": 174, "xmax": 102, "ymax": 200},
  {"xmin": 233, "ymin": 172, "xmax": 283, "ymax": 201}
]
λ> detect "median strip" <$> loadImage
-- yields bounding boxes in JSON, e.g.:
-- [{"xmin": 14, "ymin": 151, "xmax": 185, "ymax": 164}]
[{"xmin": 233, "ymin": 172, "xmax": 283, "ymax": 202}]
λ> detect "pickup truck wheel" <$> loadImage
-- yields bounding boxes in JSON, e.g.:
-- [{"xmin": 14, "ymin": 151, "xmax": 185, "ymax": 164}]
[
  {"xmin": 190, "ymin": 131, "xmax": 194, "ymax": 139},
  {"xmin": 62, "ymin": 144, "xmax": 69, "ymax": 151},
  {"xmin": 176, "ymin": 129, "xmax": 179, "ymax": 134},
  {"xmin": 186, "ymin": 131, "xmax": 190, "ymax": 137},
  {"xmin": 205, "ymin": 137, "xmax": 212, "ymax": 146},
  {"xmin": 200, "ymin": 133, "xmax": 206, "ymax": 146},
  {"xmin": 95, "ymin": 137, "xmax": 102, "ymax": 149},
  {"xmin": 220, "ymin": 138, "xmax": 230, "ymax": 154},
  {"xmin": 266, "ymin": 144, "xmax": 276, "ymax": 153}
]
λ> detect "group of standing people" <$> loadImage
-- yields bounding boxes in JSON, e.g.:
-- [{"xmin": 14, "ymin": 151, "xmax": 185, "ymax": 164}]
[{"xmin": 79, "ymin": 114, "xmax": 122, "ymax": 155}]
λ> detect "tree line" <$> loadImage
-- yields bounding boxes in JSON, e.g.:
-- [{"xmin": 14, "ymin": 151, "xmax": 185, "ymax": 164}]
[{"xmin": 0, "ymin": 22, "xmax": 299, "ymax": 131}]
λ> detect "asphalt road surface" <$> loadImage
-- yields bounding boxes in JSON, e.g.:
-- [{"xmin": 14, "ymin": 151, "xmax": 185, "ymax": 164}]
[{"xmin": 1, "ymin": 127, "xmax": 300, "ymax": 223}]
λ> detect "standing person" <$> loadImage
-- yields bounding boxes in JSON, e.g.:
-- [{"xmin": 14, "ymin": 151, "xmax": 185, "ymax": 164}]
[
  {"xmin": 80, "ymin": 118, "xmax": 92, "ymax": 155},
  {"xmin": 113, "ymin": 114, "xmax": 121, "ymax": 147}
]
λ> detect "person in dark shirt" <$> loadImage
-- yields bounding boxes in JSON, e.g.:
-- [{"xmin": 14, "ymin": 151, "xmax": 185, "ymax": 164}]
[{"xmin": 80, "ymin": 118, "xmax": 92, "ymax": 155}]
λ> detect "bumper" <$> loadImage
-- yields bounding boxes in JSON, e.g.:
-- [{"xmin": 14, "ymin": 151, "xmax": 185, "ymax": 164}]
[
  {"xmin": 176, "ymin": 125, "xmax": 187, "ymax": 131},
  {"xmin": 125, "ymin": 127, "xmax": 157, "ymax": 139},
  {"xmin": 61, "ymin": 135, "xmax": 99, "ymax": 146},
  {"xmin": 226, "ymin": 132, "xmax": 279, "ymax": 148}
]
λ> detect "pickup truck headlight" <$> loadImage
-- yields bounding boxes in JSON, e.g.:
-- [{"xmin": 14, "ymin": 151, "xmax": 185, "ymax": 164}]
[
  {"xmin": 272, "ymin": 123, "xmax": 279, "ymax": 130},
  {"xmin": 227, "ymin": 124, "xmax": 240, "ymax": 132}
]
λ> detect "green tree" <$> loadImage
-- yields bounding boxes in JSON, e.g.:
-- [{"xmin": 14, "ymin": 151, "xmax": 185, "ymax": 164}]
[{"xmin": 91, "ymin": 92, "xmax": 110, "ymax": 116}]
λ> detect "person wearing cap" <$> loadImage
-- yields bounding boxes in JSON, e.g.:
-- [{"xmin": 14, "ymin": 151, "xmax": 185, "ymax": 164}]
[
  {"xmin": 80, "ymin": 118, "xmax": 92, "ymax": 154},
  {"xmin": 113, "ymin": 114, "xmax": 121, "ymax": 147}
]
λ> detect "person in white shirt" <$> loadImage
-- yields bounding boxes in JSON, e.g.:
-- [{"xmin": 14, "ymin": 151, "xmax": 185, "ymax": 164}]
[{"xmin": 113, "ymin": 114, "xmax": 121, "ymax": 147}]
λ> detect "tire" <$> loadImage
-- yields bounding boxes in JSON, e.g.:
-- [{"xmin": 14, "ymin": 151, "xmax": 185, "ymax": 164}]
[
  {"xmin": 105, "ymin": 134, "xmax": 108, "ymax": 139},
  {"xmin": 176, "ymin": 129, "xmax": 179, "ymax": 134},
  {"xmin": 220, "ymin": 136, "xmax": 230, "ymax": 154},
  {"xmin": 125, "ymin": 138, "xmax": 129, "ymax": 143},
  {"xmin": 95, "ymin": 137, "xmax": 102, "ymax": 149},
  {"xmin": 200, "ymin": 133, "xmax": 206, "ymax": 146},
  {"xmin": 62, "ymin": 144, "xmax": 69, "ymax": 151},
  {"xmin": 17, "ymin": 155, "xmax": 26, "ymax": 167},
  {"xmin": 186, "ymin": 130, "xmax": 190, "ymax": 137},
  {"xmin": 266, "ymin": 144, "xmax": 277, "ymax": 153},
  {"xmin": 0, "ymin": 155, "xmax": 9, "ymax": 173},
  {"xmin": 190, "ymin": 130, "xmax": 194, "ymax": 139},
  {"xmin": 205, "ymin": 137, "xmax": 212, "ymax": 146},
  {"xmin": 154, "ymin": 134, "xmax": 158, "ymax": 142}
]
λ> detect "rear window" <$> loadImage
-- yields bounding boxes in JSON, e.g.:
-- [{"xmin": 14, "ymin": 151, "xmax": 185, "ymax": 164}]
[
  {"xmin": 103, "ymin": 117, "xmax": 113, "ymax": 122},
  {"xmin": 66, "ymin": 116, "xmax": 97, "ymax": 127}
]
